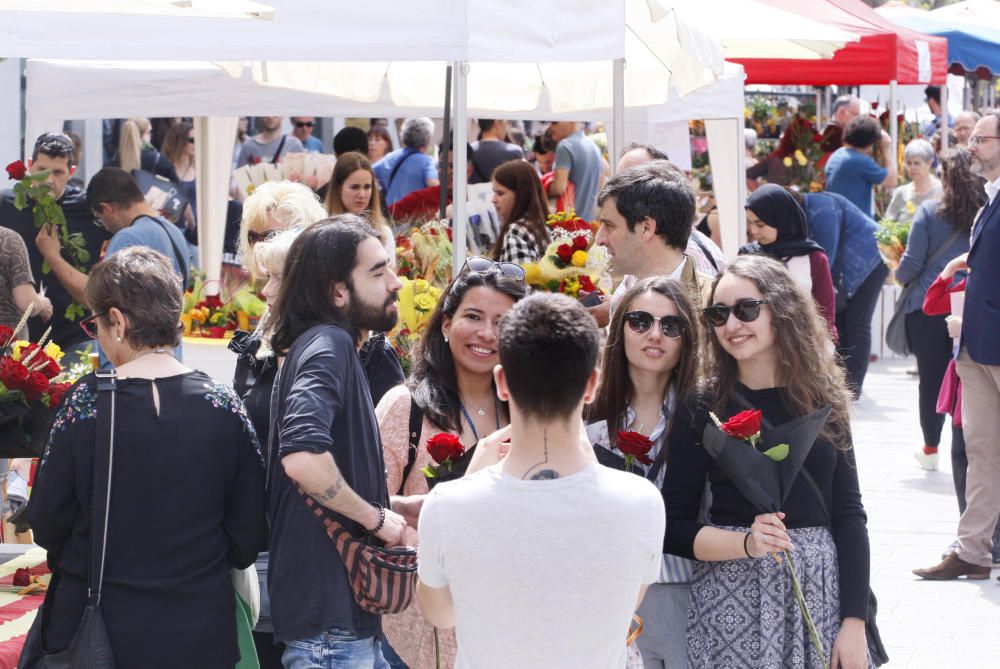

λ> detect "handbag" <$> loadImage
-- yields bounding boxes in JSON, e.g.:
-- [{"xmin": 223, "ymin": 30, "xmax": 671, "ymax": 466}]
[
  {"xmin": 885, "ymin": 228, "xmax": 963, "ymax": 356},
  {"xmin": 297, "ymin": 489, "xmax": 417, "ymax": 615},
  {"xmin": 19, "ymin": 370, "xmax": 119, "ymax": 669},
  {"xmin": 131, "ymin": 170, "xmax": 188, "ymax": 225}
]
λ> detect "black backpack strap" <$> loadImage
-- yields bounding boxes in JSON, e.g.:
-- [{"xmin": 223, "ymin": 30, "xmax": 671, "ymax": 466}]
[
  {"xmin": 271, "ymin": 135, "xmax": 287, "ymax": 165},
  {"xmin": 386, "ymin": 150, "xmax": 417, "ymax": 192},
  {"xmin": 398, "ymin": 397, "xmax": 423, "ymax": 495}
]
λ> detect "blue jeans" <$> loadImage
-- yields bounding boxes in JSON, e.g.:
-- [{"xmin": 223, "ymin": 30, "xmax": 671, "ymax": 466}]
[{"xmin": 282, "ymin": 628, "xmax": 390, "ymax": 669}]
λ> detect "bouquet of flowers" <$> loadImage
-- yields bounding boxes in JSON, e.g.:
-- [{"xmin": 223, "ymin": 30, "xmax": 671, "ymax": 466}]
[
  {"xmin": 422, "ymin": 433, "xmax": 476, "ymax": 489},
  {"xmin": 778, "ymin": 115, "xmax": 826, "ymax": 193},
  {"xmin": 6, "ymin": 160, "xmax": 90, "ymax": 320},
  {"xmin": 875, "ymin": 219, "xmax": 909, "ymax": 270},
  {"xmin": 181, "ymin": 274, "xmax": 246, "ymax": 339},
  {"xmin": 0, "ymin": 307, "xmax": 75, "ymax": 456},
  {"xmin": 523, "ymin": 210, "xmax": 609, "ymax": 299},
  {"xmin": 389, "ymin": 277, "xmax": 444, "ymax": 375},
  {"xmin": 395, "ymin": 221, "xmax": 454, "ymax": 289}
]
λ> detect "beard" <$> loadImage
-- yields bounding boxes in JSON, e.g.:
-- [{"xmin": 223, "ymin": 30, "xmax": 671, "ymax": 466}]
[{"xmin": 347, "ymin": 288, "xmax": 398, "ymax": 333}]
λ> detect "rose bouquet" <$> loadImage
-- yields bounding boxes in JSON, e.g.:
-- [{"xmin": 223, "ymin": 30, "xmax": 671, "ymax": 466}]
[
  {"xmin": 389, "ymin": 277, "xmax": 444, "ymax": 375},
  {"xmin": 422, "ymin": 433, "xmax": 475, "ymax": 489},
  {"xmin": 0, "ymin": 307, "xmax": 76, "ymax": 456},
  {"xmin": 615, "ymin": 431, "xmax": 654, "ymax": 473},
  {"xmin": 703, "ymin": 405, "xmax": 832, "ymax": 668},
  {"xmin": 523, "ymin": 210, "xmax": 609, "ymax": 300}
]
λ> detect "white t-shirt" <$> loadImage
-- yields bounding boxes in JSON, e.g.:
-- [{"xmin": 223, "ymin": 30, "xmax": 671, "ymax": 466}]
[{"xmin": 417, "ymin": 462, "xmax": 664, "ymax": 669}]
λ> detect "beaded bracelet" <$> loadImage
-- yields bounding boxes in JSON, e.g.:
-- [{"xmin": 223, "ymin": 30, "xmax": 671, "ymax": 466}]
[{"xmin": 365, "ymin": 503, "xmax": 386, "ymax": 536}]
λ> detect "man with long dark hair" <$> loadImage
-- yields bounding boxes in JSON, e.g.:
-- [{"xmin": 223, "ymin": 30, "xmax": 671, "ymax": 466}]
[{"xmin": 267, "ymin": 216, "xmax": 408, "ymax": 667}]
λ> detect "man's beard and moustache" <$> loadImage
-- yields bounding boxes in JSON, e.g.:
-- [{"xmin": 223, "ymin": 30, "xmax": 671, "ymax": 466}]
[{"xmin": 347, "ymin": 288, "xmax": 399, "ymax": 334}]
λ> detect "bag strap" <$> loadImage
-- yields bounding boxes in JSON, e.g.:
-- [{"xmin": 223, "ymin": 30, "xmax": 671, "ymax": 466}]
[
  {"xmin": 145, "ymin": 215, "xmax": 189, "ymax": 286},
  {"xmin": 270, "ymin": 136, "xmax": 287, "ymax": 165},
  {"xmin": 399, "ymin": 397, "xmax": 423, "ymax": 496},
  {"xmin": 386, "ymin": 149, "xmax": 417, "ymax": 192},
  {"xmin": 690, "ymin": 233, "xmax": 720, "ymax": 274},
  {"xmin": 91, "ymin": 370, "xmax": 117, "ymax": 606}
]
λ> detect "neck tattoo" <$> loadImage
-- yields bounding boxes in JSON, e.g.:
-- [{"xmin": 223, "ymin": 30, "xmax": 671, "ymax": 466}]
[{"xmin": 522, "ymin": 429, "xmax": 559, "ymax": 480}]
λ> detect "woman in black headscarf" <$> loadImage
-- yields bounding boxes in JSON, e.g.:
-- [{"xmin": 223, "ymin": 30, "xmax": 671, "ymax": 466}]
[{"xmin": 740, "ymin": 184, "xmax": 838, "ymax": 338}]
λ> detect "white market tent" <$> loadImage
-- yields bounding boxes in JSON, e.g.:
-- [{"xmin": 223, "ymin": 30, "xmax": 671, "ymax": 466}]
[{"xmin": 8, "ymin": 0, "xmax": 857, "ymax": 286}]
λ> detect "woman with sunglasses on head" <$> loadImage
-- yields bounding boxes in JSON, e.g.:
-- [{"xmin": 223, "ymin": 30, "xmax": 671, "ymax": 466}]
[
  {"xmin": 491, "ymin": 159, "xmax": 551, "ymax": 266},
  {"xmin": 742, "ymin": 183, "xmax": 838, "ymax": 339},
  {"xmin": 374, "ymin": 257, "xmax": 526, "ymax": 669},
  {"xmin": 585, "ymin": 276, "xmax": 701, "ymax": 669},
  {"xmin": 664, "ymin": 254, "xmax": 871, "ymax": 669}
]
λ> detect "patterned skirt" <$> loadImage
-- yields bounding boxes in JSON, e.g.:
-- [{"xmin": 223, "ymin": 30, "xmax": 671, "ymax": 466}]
[{"xmin": 686, "ymin": 526, "xmax": 852, "ymax": 669}]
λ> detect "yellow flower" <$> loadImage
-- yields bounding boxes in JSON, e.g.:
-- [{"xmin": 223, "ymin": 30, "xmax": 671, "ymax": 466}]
[
  {"xmin": 905, "ymin": 200, "xmax": 916, "ymax": 214},
  {"xmin": 44, "ymin": 342, "xmax": 64, "ymax": 362},
  {"xmin": 782, "ymin": 156, "xmax": 793, "ymax": 168},
  {"xmin": 571, "ymin": 250, "xmax": 588, "ymax": 268},
  {"xmin": 10, "ymin": 341, "xmax": 30, "ymax": 361},
  {"xmin": 794, "ymin": 150, "xmax": 807, "ymax": 167},
  {"xmin": 524, "ymin": 263, "xmax": 542, "ymax": 286},
  {"xmin": 414, "ymin": 293, "xmax": 436, "ymax": 312},
  {"xmin": 413, "ymin": 279, "xmax": 429, "ymax": 294}
]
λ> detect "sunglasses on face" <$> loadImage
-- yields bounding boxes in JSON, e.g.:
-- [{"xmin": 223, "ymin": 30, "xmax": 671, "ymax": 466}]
[
  {"xmin": 80, "ymin": 312, "xmax": 107, "ymax": 339},
  {"xmin": 247, "ymin": 229, "xmax": 278, "ymax": 246},
  {"xmin": 186, "ymin": 137, "xmax": 195, "ymax": 144},
  {"xmin": 623, "ymin": 311, "xmax": 684, "ymax": 339},
  {"xmin": 294, "ymin": 121, "xmax": 315, "ymax": 129},
  {"xmin": 461, "ymin": 256, "xmax": 526, "ymax": 284},
  {"xmin": 702, "ymin": 299, "xmax": 769, "ymax": 328}
]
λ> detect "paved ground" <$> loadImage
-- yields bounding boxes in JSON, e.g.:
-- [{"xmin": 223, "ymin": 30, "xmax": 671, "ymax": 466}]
[{"xmin": 854, "ymin": 358, "xmax": 1000, "ymax": 669}]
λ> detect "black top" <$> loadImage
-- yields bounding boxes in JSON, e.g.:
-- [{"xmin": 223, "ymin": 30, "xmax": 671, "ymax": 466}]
[
  {"xmin": 663, "ymin": 385, "xmax": 869, "ymax": 620},
  {"xmin": 29, "ymin": 371, "xmax": 266, "ymax": 668},
  {"xmin": 268, "ymin": 324, "xmax": 390, "ymax": 643},
  {"xmin": 359, "ymin": 332, "xmax": 405, "ymax": 407},
  {"xmin": 0, "ymin": 185, "xmax": 111, "ymax": 347}
]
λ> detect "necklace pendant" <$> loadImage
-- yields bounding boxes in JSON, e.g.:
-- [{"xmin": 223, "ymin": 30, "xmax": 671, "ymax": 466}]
[{"xmin": 477, "ymin": 408, "xmax": 486, "ymax": 417}]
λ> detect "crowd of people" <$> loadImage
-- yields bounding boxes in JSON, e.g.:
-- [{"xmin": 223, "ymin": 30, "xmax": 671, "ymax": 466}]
[{"xmin": 1, "ymin": 106, "xmax": 999, "ymax": 668}]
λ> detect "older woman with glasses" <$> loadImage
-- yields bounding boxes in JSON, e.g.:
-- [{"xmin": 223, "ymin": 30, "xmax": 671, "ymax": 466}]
[
  {"xmin": 30, "ymin": 247, "xmax": 265, "ymax": 669},
  {"xmin": 374, "ymin": 256, "xmax": 526, "ymax": 669}
]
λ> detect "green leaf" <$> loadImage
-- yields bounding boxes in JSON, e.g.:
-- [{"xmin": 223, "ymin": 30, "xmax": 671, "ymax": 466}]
[
  {"xmin": 64, "ymin": 302, "xmax": 86, "ymax": 321},
  {"xmin": 763, "ymin": 443, "xmax": 789, "ymax": 462},
  {"xmin": 33, "ymin": 206, "xmax": 46, "ymax": 230},
  {"xmin": 76, "ymin": 249, "xmax": 91, "ymax": 264},
  {"xmin": 41, "ymin": 259, "xmax": 51, "ymax": 274},
  {"xmin": 13, "ymin": 190, "xmax": 26, "ymax": 210},
  {"xmin": 12, "ymin": 181, "xmax": 25, "ymax": 195},
  {"xmin": 421, "ymin": 465, "xmax": 437, "ymax": 478},
  {"xmin": 29, "ymin": 169, "xmax": 50, "ymax": 182}
]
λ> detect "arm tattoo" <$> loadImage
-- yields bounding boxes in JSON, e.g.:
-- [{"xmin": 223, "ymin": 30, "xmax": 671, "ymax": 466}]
[
  {"xmin": 523, "ymin": 429, "xmax": 560, "ymax": 480},
  {"xmin": 312, "ymin": 475, "xmax": 345, "ymax": 504}
]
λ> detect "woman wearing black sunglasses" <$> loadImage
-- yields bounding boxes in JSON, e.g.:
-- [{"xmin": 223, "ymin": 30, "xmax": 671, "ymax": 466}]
[
  {"xmin": 374, "ymin": 257, "xmax": 525, "ymax": 668},
  {"xmin": 586, "ymin": 276, "xmax": 700, "ymax": 669},
  {"xmin": 664, "ymin": 255, "xmax": 871, "ymax": 669}
]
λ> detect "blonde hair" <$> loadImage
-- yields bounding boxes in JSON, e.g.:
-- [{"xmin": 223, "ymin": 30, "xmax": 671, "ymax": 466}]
[
  {"xmin": 252, "ymin": 227, "xmax": 305, "ymax": 359},
  {"xmin": 118, "ymin": 118, "xmax": 151, "ymax": 174},
  {"xmin": 238, "ymin": 181, "xmax": 327, "ymax": 275}
]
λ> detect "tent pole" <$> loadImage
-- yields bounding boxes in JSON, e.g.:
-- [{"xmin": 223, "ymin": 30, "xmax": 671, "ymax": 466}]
[
  {"xmin": 824, "ymin": 87, "xmax": 832, "ymax": 128},
  {"xmin": 889, "ymin": 80, "xmax": 898, "ymax": 166},
  {"xmin": 940, "ymin": 82, "xmax": 949, "ymax": 153},
  {"xmin": 439, "ymin": 65, "xmax": 453, "ymax": 222},
  {"xmin": 452, "ymin": 61, "xmax": 469, "ymax": 277},
  {"xmin": 612, "ymin": 57, "xmax": 625, "ymax": 175}
]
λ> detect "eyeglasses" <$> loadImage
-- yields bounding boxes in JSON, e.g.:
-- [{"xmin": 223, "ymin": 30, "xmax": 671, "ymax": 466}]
[
  {"xmin": 623, "ymin": 311, "xmax": 684, "ymax": 339},
  {"xmin": 461, "ymin": 256, "xmax": 526, "ymax": 284},
  {"xmin": 294, "ymin": 121, "xmax": 315, "ymax": 129},
  {"xmin": 968, "ymin": 135, "xmax": 1000, "ymax": 147},
  {"xmin": 247, "ymin": 229, "xmax": 279, "ymax": 246},
  {"xmin": 80, "ymin": 312, "xmax": 106, "ymax": 339},
  {"xmin": 702, "ymin": 299, "xmax": 769, "ymax": 327},
  {"xmin": 186, "ymin": 137, "xmax": 195, "ymax": 144}
]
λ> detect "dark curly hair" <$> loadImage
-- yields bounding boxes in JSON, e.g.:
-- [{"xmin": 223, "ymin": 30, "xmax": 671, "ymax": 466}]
[{"xmin": 938, "ymin": 148, "xmax": 987, "ymax": 234}]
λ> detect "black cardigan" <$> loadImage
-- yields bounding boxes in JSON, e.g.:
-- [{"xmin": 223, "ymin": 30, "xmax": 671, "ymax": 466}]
[{"xmin": 662, "ymin": 384, "xmax": 870, "ymax": 620}]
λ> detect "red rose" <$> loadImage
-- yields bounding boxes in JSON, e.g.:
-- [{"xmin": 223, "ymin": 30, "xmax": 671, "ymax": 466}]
[
  {"xmin": 720, "ymin": 408, "xmax": 762, "ymax": 440},
  {"xmin": 12, "ymin": 568, "xmax": 31, "ymax": 587},
  {"xmin": 572, "ymin": 235, "xmax": 588, "ymax": 251},
  {"xmin": 0, "ymin": 357, "xmax": 29, "ymax": 389},
  {"xmin": 22, "ymin": 371, "xmax": 49, "ymax": 402},
  {"xmin": 47, "ymin": 382, "xmax": 71, "ymax": 407},
  {"xmin": 5, "ymin": 160, "xmax": 27, "ymax": 181},
  {"xmin": 0, "ymin": 325, "xmax": 13, "ymax": 343},
  {"xmin": 35, "ymin": 355, "xmax": 61, "ymax": 380},
  {"xmin": 577, "ymin": 274, "xmax": 598, "ymax": 294},
  {"xmin": 616, "ymin": 430, "xmax": 654, "ymax": 466},
  {"xmin": 203, "ymin": 295, "xmax": 223, "ymax": 309},
  {"xmin": 556, "ymin": 243, "xmax": 574, "ymax": 264},
  {"xmin": 426, "ymin": 433, "xmax": 465, "ymax": 465}
]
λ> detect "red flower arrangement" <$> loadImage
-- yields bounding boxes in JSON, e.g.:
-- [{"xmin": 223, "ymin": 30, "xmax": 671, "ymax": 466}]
[
  {"xmin": 616, "ymin": 430, "xmax": 654, "ymax": 472},
  {"xmin": 5, "ymin": 160, "xmax": 27, "ymax": 181},
  {"xmin": 422, "ymin": 433, "xmax": 466, "ymax": 480}
]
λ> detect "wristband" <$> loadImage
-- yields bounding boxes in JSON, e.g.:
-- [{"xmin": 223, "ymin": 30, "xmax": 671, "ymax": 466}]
[
  {"xmin": 744, "ymin": 531, "xmax": 754, "ymax": 559},
  {"xmin": 365, "ymin": 503, "xmax": 386, "ymax": 536}
]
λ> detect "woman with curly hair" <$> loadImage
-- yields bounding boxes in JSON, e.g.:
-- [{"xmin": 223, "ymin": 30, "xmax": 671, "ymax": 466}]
[
  {"xmin": 896, "ymin": 149, "xmax": 980, "ymax": 471},
  {"xmin": 664, "ymin": 254, "xmax": 871, "ymax": 669},
  {"xmin": 585, "ymin": 276, "xmax": 701, "ymax": 669}
]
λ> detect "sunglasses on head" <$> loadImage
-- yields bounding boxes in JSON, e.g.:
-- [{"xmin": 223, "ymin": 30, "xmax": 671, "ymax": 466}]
[
  {"xmin": 247, "ymin": 229, "xmax": 278, "ymax": 246},
  {"xmin": 294, "ymin": 121, "xmax": 315, "ymax": 129},
  {"xmin": 702, "ymin": 299, "xmax": 769, "ymax": 327},
  {"xmin": 623, "ymin": 311, "xmax": 684, "ymax": 339},
  {"xmin": 461, "ymin": 256, "xmax": 526, "ymax": 284},
  {"xmin": 80, "ymin": 312, "xmax": 107, "ymax": 339}
]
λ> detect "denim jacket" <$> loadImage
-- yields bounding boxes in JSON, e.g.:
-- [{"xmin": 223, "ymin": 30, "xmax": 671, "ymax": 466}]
[{"xmin": 803, "ymin": 192, "xmax": 884, "ymax": 298}]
